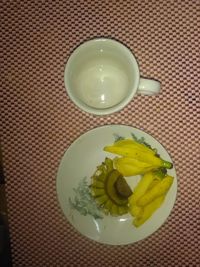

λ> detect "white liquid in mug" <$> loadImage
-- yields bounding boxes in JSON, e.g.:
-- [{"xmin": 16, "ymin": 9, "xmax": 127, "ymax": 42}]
[{"xmin": 75, "ymin": 58, "xmax": 130, "ymax": 109}]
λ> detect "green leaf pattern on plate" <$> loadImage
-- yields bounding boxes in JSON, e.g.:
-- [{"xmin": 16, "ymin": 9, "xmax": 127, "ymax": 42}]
[{"xmin": 69, "ymin": 177, "xmax": 103, "ymax": 219}]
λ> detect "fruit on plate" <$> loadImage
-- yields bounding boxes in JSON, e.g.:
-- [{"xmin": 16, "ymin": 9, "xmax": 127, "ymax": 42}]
[
  {"xmin": 104, "ymin": 139, "xmax": 157, "ymax": 159},
  {"xmin": 114, "ymin": 176, "xmax": 132, "ymax": 198},
  {"xmin": 128, "ymin": 169, "xmax": 166, "ymax": 217},
  {"xmin": 133, "ymin": 195, "xmax": 165, "ymax": 227},
  {"xmin": 104, "ymin": 139, "xmax": 172, "ymax": 176},
  {"xmin": 128, "ymin": 170, "xmax": 174, "ymax": 227},
  {"xmin": 88, "ymin": 137, "xmax": 174, "ymax": 227},
  {"xmin": 90, "ymin": 158, "xmax": 131, "ymax": 216},
  {"xmin": 137, "ymin": 175, "xmax": 174, "ymax": 206}
]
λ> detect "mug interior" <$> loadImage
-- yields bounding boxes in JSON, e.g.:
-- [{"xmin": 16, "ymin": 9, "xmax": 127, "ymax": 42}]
[{"xmin": 65, "ymin": 39, "xmax": 139, "ymax": 115}]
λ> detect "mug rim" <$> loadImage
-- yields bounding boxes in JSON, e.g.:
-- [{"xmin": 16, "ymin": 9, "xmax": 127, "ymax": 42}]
[{"xmin": 64, "ymin": 38, "xmax": 140, "ymax": 115}]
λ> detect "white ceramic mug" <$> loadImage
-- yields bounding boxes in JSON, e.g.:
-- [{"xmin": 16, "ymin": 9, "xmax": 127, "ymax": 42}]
[{"xmin": 64, "ymin": 38, "xmax": 160, "ymax": 115}]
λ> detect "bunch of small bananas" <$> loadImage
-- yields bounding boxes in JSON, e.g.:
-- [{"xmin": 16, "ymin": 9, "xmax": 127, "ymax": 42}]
[
  {"xmin": 104, "ymin": 139, "xmax": 173, "ymax": 176},
  {"xmin": 103, "ymin": 139, "xmax": 174, "ymax": 227},
  {"xmin": 128, "ymin": 169, "xmax": 174, "ymax": 227}
]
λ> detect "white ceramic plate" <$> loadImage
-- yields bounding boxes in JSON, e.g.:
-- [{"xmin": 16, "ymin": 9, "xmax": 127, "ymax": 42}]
[{"xmin": 57, "ymin": 125, "xmax": 177, "ymax": 245}]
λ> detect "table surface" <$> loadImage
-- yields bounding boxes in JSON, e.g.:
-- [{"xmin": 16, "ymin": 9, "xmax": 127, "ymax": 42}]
[{"xmin": 1, "ymin": 1, "xmax": 200, "ymax": 266}]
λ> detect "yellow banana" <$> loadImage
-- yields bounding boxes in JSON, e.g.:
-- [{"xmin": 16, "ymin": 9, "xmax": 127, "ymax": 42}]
[
  {"xmin": 133, "ymin": 195, "xmax": 165, "ymax": 227},
  {"xmin": 104, "ymin": 139, "xmax": 156, "ymax": 157},
  {"xmin": 104, "ymin": 139, "xmax": 173, "ymax": 175},
  {"xmin": 137, "ymin": 175, "xmax": 174, "ymax": 206},
  {"xmin": 104, "ymin": 145, "xmax": 155, "ymax": 161},
  {"xmin": 129, "ymin": 171, "xmax": 155, "ymax": 205},
  {"xmin": 147, "ymin": 179, "xmax": 160, "ymax": 191},
  {"xmin": 114, "ymin": 157, "xmax": 158, "ymax": 176},
  {"xmin": 129, "ymin": 171, "xmax": 155, "ymax": 217},
  {"xmin": 129, "ymin": 205, "xmax": 143, "ymax": 218},
  {"xmin": 112, "ymin": 139, "xmax": 155, "ymax": 153}
]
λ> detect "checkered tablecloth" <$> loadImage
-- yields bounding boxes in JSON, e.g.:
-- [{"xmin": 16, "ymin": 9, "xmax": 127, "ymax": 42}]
[{"xmin": 1, "ymin": 0, "xmax": 199, "ymax": 266}]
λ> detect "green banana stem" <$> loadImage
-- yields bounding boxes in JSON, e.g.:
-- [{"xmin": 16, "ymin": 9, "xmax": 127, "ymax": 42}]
[
  {"xmin": 162, "ymin": 160, "xmax": 173, "ymax": 169},
  {"xmin": 153, "ymin": 168, "xmax": 167, "ymax": 179}
]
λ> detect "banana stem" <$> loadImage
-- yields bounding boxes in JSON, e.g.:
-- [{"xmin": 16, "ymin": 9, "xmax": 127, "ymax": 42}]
[{"xmin": 162, "ymin": 160, "xmax": 173, "ymax": 169}]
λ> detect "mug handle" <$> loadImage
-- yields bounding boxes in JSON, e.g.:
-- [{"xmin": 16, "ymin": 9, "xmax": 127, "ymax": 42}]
[{"xmin": 137, "ymin": 78, "xmax": 161, "ymax": 95}]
